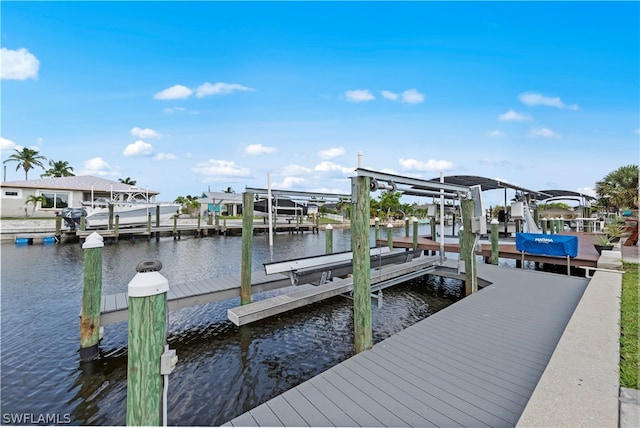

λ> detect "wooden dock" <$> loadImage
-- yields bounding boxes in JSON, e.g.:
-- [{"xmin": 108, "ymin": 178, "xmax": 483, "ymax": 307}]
[
  {"xmin": 224, "ymin": 263, "xmax": 590, "ymax": 427},
  {"xmin": 383, "ymin": 231, "xmax": 601, "ymax": 269}
]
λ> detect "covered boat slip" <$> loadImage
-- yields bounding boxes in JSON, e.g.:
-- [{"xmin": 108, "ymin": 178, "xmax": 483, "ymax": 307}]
[{"xmin": 225, "ymin": 264, "xmax": 589, "ymax": 427}]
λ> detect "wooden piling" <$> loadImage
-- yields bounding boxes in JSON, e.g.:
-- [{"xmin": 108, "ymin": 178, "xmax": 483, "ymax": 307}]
[
  {"xmin": 80, "ymin": 214, "xmax": 86, "ymax": 231},
  {"xmin": 79, "ymin": 232, "xmax": 104, "ymax": 362},
  {"xmin": 490, "ymin": 218, "xmax": 499, "ymax": 265},
  {"xmin": 351, "ymin": 176, "xmax": 372, "ymax": 354},
  {"xmin": 412, "ymin": 216, "xmax": 419, "ymax": 251},
  {"xmin": 126, "ymin": 260, "xmax": 168, "ymax": 426},
  {"xmin": 461, "ymin": 199, "xmax": 475, "ymax": 296},
  {"xmin": 542, "ymin": 218, "xmax": 548, "ymax": 234},
  {"xmin": 325, "ymin": 224, "xmax": 333, "ymax": 254},
  {"xmin": 404, "ymin": 217, "xmax": 410, "ymax": 237},
  {"xmin": 114, "ymin": 215, "xmax": 120, "ymax": 242},
  {"xmin": 108, "ymin": 203, "xmax": 114, "ymax": 230},
  {"xmin": 387, "ymin": 223, "xmax": 394, "ymax": 251},
  {"xmin": 55, "ymin": 215, "xmax": 62, "ymax": 240},
  {"xmin": 147, "ymin": 213, "xmax": 152, "ymax": 237},
  {"xmin": 173, "ymin": 215, "xmax": 178, "ymax": 240},
  {"xmin": 240, "ymin": 192, "xmax": 254, "ymax": 305},
  {"xmin": 374, "ymin": 218, "xmax": 380, "ymax": 245}
]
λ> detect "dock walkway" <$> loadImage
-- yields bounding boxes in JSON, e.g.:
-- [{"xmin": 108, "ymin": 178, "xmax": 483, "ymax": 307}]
[{"xmin": 225, "ymin": 264, "xmax": 590, "ymax": 427}]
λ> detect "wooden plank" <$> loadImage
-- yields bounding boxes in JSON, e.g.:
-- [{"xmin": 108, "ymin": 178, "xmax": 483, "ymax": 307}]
[
  {"xmin": 264, "ymin": 396, "xmax": 308, "ymax": 427},
  {"xmin": 246, "ymin": 403, "xmax": 282, "ymax": 426},
  {"xmin": 280, "ymin": 388, "xmax": 333, "ymax": 427},
  {"xmin": 295, "ymin": 382, "xmax": 358, "ymax": 427}
]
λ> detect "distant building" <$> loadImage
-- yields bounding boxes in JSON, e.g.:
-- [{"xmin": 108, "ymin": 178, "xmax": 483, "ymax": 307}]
[
  {"xmin": 0, "ymin": 176, "xmax": 160, "ymax": 218},
  {"xmin": 198, "ymin": 192, "xmax": 244, "ymax": 217}
]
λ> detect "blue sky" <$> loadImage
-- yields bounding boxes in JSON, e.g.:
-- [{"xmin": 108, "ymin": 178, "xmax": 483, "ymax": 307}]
[{"xmin": 2, "ymin": 1, "xmax": 638, "ymax": 207}]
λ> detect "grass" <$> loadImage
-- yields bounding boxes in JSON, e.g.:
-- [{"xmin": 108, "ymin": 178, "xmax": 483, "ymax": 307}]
[{"xmin": 620, "ymin": 262, "xmax": 639, "ymax": 389}]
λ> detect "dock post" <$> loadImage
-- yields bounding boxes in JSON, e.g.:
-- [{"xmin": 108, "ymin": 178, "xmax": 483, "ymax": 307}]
[
  {"xmin": 79, "ymin": 232, "xmax": 104, "ymax": 362},
  {"xmin": 542, "ymin": 218, "xmax": 548, "ymax": 234},
  {"xmin": 404, "ymin": 217, "xmax": 410, "ymax": 237},
  {"xmin": 387, "ymin": 223, "xmax": 394, "ymax": 251},
  {"xmin": 351, "ymin": 175, "xmax": 372, "ymax": 353},
  {"xmin": 197, "ymin": 215, "xmax": 201, "ymax": 237},
  {"xmin": 430, "ymin": 217, "xmax": 437, "ymax": 255},
  {"xmin": 126, "ymin": 260, "xmax": 169, "ymax": 426},
  {"xmin": 215, "ymin": 215, "xmax": 219, "ymax": 234},
  {"xmin": 325, "ymin": 224, "xmax": 333, "ymax": 254},
  {"xmin": 315, "ymin": 214, "xmax": 320, "ymax": 234},
  {"xmin": 114, "ymin": 215, "xmax": 120, "ymax": 243},
  {"xmin": 55, "ymin": 214, "xmax": 62, "ymax": 241},
  {"xmin": 461, "ymin": 199, "xmax": 475, "ymax": 296},
  {"xmin": 80, "ymin": 214, "xmax": 86, "ymax": 232},
  {"xmin": 412, "ymin": 216, "xmax": 419, "ymax": 251},
  {"xmin": 173, "ymin": 215, "xmax": 178, "ymax": 240},
  {"xmin": 374, "ymin": 217, "xmax": 380, "ymax": 245},
  {"xmin": 147, "ymin": 213, "xmax": 152, "ymax": 240},
  {"xmin": 240, "ymin": 192, "xmax": 254, "ymax": 305},
  {"xmin": 490, "ymin": 218, "xmax": 499, "ymax": 265},
  {"xmin": 108, "ymin": 203, "xmax": 114, "ymax": 230}
]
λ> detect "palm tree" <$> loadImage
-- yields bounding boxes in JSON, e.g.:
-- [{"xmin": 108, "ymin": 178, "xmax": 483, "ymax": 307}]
[
  {"xmin": 25, "ymin": 194, "xmax": 46, "ymax": 217},
  {"xmin": 595, "ymin": 165, "xmax": 639, "ymax": 211},
  {"xmin": 41, "ymin": 160, "xmax": 75, "ymax": 178},
  {"xmin": 222, "ymin": 186, "xmax": 235, "ymax": 193},
  {"xmin": 119, "ymin": 177, "xmax": 137, "ymax": 186},
  {"xmin": 174, "ymin": 195, "xmax": 200, "ymax": 216},
  {"xmin": 3, "ymin": 148, "xmax": 47, "ymax": 180}
]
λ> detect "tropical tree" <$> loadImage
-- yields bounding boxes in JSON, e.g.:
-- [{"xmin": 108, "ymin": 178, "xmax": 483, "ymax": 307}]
[
  {"xmin": 41, "ymin": 160, "xmax": 75, "ymax": 178},
  {"xmin": 595, "ymin": 165, "xmax": 639, "ymax": 211},
  {"xmin": 174, "ymin": 195, "xmax": 200, "ymax": 216},
  {"xmin": 378, "ymin": 191, "xmax": 403, "ymax": 219},
  {"xmin": 3, "ymin": 147, "xmax": 47, "ymax": 180},
  {"xmin": 25, "ymin": 194, "xmax": 46, "ymax": 217},
  {"xmin": 119, "ymin": 177, "xmax": 137, "ymax": 186},
  {"xmin": 222, "ymin": 186, "xmax": 235, "ymax": 193}
]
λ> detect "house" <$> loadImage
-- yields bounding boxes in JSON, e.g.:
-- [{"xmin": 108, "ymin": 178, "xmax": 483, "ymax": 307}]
[
  {"xmin": 198, "ymin": 192, "xmax": 244, "ymax": 217},
  {"xmin": 0, "ymin": 176, "xmax": 160, "ymax": 218}
]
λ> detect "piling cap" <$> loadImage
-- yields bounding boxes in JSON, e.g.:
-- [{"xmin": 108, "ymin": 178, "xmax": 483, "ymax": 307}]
[
  {"xmin": 326, "ymin": 224, "xmax": 333, "ymax": 230},
  {"xmin": 82, "ymin": 232, "xmax": 104, "ymax": 249},
  {"xmin": 128, "ymin": 259, "xmax": 169, "ymax": 297},
  {"xmin": 491, "ymin": 218, "xmax": 499, "ymax": 224}
]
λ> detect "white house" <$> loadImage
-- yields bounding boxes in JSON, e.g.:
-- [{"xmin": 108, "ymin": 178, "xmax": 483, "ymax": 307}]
[
  {"xmin": 0, "ymin": 176, "xmax": 160, "ymax": 218},
  {"xmin": 198, "ymin": 192, "xmax": 244, "ymax": 217}
]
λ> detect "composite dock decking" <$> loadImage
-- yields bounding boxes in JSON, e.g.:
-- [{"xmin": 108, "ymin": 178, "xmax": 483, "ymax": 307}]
[{"xmin": 225, "ymin": 264, "xmax": 589, "ymax": 427}]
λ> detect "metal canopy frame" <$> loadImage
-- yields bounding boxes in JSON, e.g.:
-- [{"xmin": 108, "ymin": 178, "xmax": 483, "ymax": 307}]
[
  {"xmin": 244, "ymin": 187, "xmax": 351, "ymax": 202},
  {"xmin": 422, "ymin": 175, "xmax": 551, "ymax": 200},
  {"xmin": 355, "ymin": 168, "xmax": 472, "ymax": 196}
]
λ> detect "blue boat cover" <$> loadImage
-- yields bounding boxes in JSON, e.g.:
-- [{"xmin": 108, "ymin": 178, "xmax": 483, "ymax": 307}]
[{"xmin": 515, "ymin": 233, "xmax": 578, "ymax": 258}]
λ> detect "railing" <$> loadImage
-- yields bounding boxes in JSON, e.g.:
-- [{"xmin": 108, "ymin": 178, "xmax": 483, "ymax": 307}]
[{"xmin": 322, "ymin": 213, "xmax": 344, "ymax": 222}]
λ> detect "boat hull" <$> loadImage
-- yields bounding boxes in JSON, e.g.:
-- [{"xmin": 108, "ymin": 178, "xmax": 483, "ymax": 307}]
[{"xmin": 85, "ymin": 203, "xmax": 180, "ymax": 228}]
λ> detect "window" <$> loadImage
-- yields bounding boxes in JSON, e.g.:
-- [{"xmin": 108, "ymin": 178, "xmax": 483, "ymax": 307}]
[
  {"xmin": 41, "ymin": 192, "xmax": 69, "ymax": 209},
  {"xmin": 3, "ymin": 190, "xmax": 21, "ymax": 198},
  {"xmin": 4, "ymin": 191, "xmax": 19, "ymax": 197}
]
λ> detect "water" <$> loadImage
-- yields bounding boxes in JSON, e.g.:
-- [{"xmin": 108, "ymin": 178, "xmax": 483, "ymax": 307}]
[{"xmin": 1, "ymin": 226, "xmax": 464, "ymax": 425}]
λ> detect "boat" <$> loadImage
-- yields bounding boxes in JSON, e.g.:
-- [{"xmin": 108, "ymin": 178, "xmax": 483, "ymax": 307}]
[{"xmin": 61, "ymin": 189, "xmax": 180, "ymax": 230}]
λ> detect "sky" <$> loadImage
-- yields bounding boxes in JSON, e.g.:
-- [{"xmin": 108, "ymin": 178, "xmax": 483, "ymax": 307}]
[{"xmin": 1, "ymin": 1, "xmax": 639, "ymax": 208}]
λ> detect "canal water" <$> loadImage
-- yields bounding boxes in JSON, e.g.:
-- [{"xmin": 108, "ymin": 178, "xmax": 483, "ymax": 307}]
[{"xmin": 1, "ymin": 225, "xmax": 465, "ymax": 425}]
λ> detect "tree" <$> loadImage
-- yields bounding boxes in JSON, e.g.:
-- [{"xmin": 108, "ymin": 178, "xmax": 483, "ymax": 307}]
[
  {"xmin": 378, "ymin": 191, "xmax": 403, "ymax": 219},
  {"xmin": 25, "ymin": 194, "xmax": 46, "ymax": 217},
  {"xmin": 595, "ymin": 165, "xmax": 639, "ymax": 211},
  {"xmin": 3, "ymin": 148, "xmax": 47, "ymax": 180},
  {"xmin": 174, "ymin": 195, "xmax": 200, "ymax": 216},
  {"xmin": 41, "ymin": 160, "xmax": 75, "ymax": 178},
  {"xmin": 222, "ymin": 186, "xmax": 235, "ymax": 193},
  {"xmin": 119, "ymin": 177, "xmax": 137, "ymax": 186}
]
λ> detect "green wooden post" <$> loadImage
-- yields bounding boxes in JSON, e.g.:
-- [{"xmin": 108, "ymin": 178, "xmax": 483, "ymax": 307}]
[
  {"xmin": 461, "ymin": 199, "xmax": 475, "ymax": 296},
  {"xmin": 412, "ymin": 216, "xmax": 419, "ymax": 251},
  {"xmin": 542, "ymin": 218, "xmax": 548, "ymax": 234},
  {"xmin": 147, "ymin": 213, "xmax": 152, "ymax": 233},
  {"xmin": 404, "ymin": 217, "xmax": 410, "ymax": 237},
  {"xmin": 315, "ymin": 214, "xmax": 320, "ymax": 234},
  {"xmin": 208, "ymin": 212, "xmax": 212, "ymax": 226},
  {"xmin": 430, "ymin": 217, "xmax": 436, "ymax": 240},
  {"xmin": 215, "ymin": 214, "xmax": 219, "ymax": 233},
  {"xmin": 325, "ymin": 224, "xmax": 333, "ymax": 254},
  {"xmin": 79, "ymin": 232, "xmax": 104, "ymax": 362},
  {"xmin": 240, "ymin": 192, "xmax": 254, "ymax": 305},
  {"xmin": 490, "ymin": 218, "xmax": 499, "ymax": 265},
  {"xmin": 173, "ymin": 215, "xmax": 177, "ymax": 239},
  {"xmin": 108, "ymin": 203, "xmax": 114, "ymax": 230},
  {"xmin": 155, "ymin": 205, "xmax": 160, "ymax": 227},
  {"xmin": 197, "ymin": 214, "xmax": 201, "ymax": 236},
  {"xmin": 114, "ymin": 215, "xmax": 120, "ymax": 242},
  {"xmin": 126, "ymin": 260, "xmax": 168, "ymax": 426},
  {"xmin": 387, "ymin": 223, "xmax": 394, "ymax": 251},
  {"xmin": 80, "ymin": 214, "xmax": 86, "ymax": 231},
  {"xmin": 351, "ymin": 176, "xmax": 371, "ymax": 354},
  {"xmin": 55, "ymin": 215, "xmax": 62, "ymax": 240},
  {"xmin": 374, "ymin": 217, "xmax": 380, "ymax": 245}
]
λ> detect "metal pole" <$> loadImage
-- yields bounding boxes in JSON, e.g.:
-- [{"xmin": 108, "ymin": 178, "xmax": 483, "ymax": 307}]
[{"xmin": 439, "ymin": 172, "xmax": 445, "ymax": 262}]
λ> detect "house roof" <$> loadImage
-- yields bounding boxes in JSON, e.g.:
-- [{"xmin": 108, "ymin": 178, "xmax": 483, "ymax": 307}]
[
  {"xmin": 200, "ymin": 192, "xmax": 244, "ymax": 204},
  {"xmin": 0, "ymin": 176, "xmax": 159, "ymax": 195}
]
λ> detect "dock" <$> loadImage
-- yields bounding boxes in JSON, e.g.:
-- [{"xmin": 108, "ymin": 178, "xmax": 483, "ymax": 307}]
[
  {"xmin": 383, "ymin": 231, "xmax": 601, "ymax": 269},
  {"xmin": 224, "ymin": 263, "xmax": 591, "ymax": 427}
]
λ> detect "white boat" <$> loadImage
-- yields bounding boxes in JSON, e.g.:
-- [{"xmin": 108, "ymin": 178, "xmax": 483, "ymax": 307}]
[{"xmin": 61, "ymin": 189, "xmax": 180, "ymax": 229}]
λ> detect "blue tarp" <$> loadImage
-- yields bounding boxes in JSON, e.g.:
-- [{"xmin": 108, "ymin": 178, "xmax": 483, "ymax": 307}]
[{"xmin": 515, "ymin": 233, "xmax": 578, "ymax": 258}]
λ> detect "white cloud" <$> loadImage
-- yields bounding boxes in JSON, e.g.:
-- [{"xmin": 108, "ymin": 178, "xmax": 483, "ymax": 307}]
[
  {"xmin": 196, "ymin": 82, "xmax": 253, "ymax": 97},
  {"xmin": 478, "ymin": 158, "xmax": 512, "ymax": 168},
  {"xmin": 519, "ymin": 92, "xmax": 579, "ymax": 110},
  {"xmin": 487, "ymin": 130, "xmax": 506, "ymax": 137},
  {"xmin": 381, "ymin": 90, "xmax": 399, "ymax": 101},
  {"xmin": 279, "ymin": 164, "xmax": 313, "ymax": 175},
  {"xmin": 0, "ymin": 137, "xmax": 19, "ymax": 152},
  {"xmin": 130, "ymin": 127, "xmax": 161, "ymax": 139},
  {"xmin": 191, "ymin": 159, "xmax": 250, "ymax": 180},
  {"xmin": 163, "ymin": 107, "xmax": 187, "ymax": 114},
  {"xmin": 153, "ymin": 152, "xmax": 176, "ymax": 160},
  {"xmin": 401, "ymin": 88, "xmax": 425, "ymax": 104},
  {"xmin": 0, "ymin": 47, "xmax": 39, "ymax": 80},
  {"xmin": 154, "ymin": 84, "xmax": 193, "ymax": 100},
  {"xmin": 123, "ymin": 140, "xmax": 154, "ymax": 156},
  {"xmin": 318, "ymin": 147, "xmax": 345, "ymax": 159},
  {"xmin": 635, "ymin": 129, "xmax": 640, "ymax": 135},
  {"xmin": 314, "ymin": 161, "xmax": 353, "ymax": 175},
  {"xmin": 344, "ymin": 89, "xmax": 375, "ymax": 103},
  {"xmin": 498, "ymin": 110, "xmax": 533, "ymax": 121},
  {"xmin": 244, "ymin": 143, "xmax": 276, "ymax": 156},
  {"xmin": 277, "ymin": 176, "xmax": 306, "ymax": 189},
  {"xmin": 530, "ymin": 127, "xmax": 561, "ymax": 138},
  {"xmin": 80, "ymin": 157, "xmax": 118, "ymax": 176},
  {"xmin": 399, "ymin": 158, "xmax": 454, "ymax": 171},
  {"xmin": 576, "ymin": 186, "xmax": 596, "ymax": 197}
]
